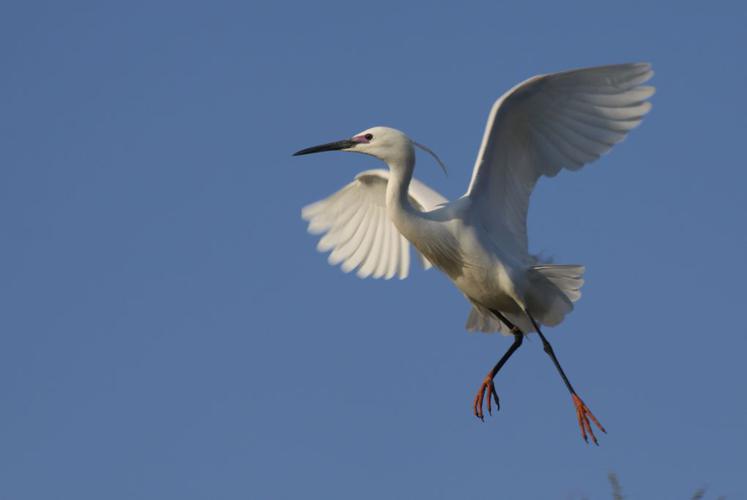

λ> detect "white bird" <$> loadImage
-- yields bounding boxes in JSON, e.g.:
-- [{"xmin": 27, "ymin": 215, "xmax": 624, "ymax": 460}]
[{"xmin": 294, "ymin": 63, "xmax": 654, "ymax": 445}]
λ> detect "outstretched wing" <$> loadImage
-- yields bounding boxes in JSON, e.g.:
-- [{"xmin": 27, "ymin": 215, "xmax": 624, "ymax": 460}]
[
  {"xmin": 302, "ymin": 169, "xmax": 448, "ymax": 279},
  {"xmin": 465, "ymin": 63, "xmax": 654, "ymax": 254}
]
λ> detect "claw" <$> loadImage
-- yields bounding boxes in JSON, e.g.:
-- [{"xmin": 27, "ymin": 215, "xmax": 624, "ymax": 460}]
[
  {"xmin": 572, "ymin": 393, "xmax": 606, "ymax": 445},
  {"xmin": 473, "ymin": 376, "xmax": 499, "ymax": 420},
  {"xmin": 472, "ymin": 382, "xmax": 485, "ymax": 419},
  {"xmin": 486, "ymin": 383, "xmax": 493, "ymax": 415},
  {"xmin": 488, "ymin": 381, "xmax": 500, "ymax": 415}
]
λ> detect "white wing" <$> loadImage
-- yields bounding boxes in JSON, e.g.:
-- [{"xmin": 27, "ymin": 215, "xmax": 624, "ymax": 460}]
[
  {"xmin": 466, "ymin": 63, "xmax": 654, "ymax": 254},
  {"xmin": 302, "ymin": 169, "xmax": 448, "ymax": 279}
]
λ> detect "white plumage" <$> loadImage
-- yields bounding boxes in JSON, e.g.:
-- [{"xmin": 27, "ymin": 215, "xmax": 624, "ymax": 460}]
[
  {"xmin": 301, "ymin": 169, "xmax": 446, "ymax": 279},
  {"xmin": 300, "ymin": 63, "xmax": 653, "ymax": 333},
  {"xmin": 294, "ymin": 63, "xmax": 654, "ymax": 443}
]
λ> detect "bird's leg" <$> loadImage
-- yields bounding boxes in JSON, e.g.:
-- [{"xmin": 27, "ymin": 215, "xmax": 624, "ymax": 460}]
[
  {"xmin": 473, "ymin": 310, "xmax": 523, "ymax": 420},
  {"xmin": 524, "ymin": 309, "xmax": 606, "ymax": 445}
]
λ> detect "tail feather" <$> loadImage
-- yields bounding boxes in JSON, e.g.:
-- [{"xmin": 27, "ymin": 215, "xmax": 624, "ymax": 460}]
[
  {"xmin": 527, "ymin": 264, "xmax": 585, "ymax": 326},
  {"xmin": 465, "ymin": 264, "xmax": 585, "ymax": 335},
  {"xmin": 466, "ymin": 303, "xmax": 534, "ymax": 335},
  {"xmin": 531, "ymin": 264, "xmax": 585, "ymax": 302},
  {"xmin": 466, "ymin": 305, "xmax": 505, "ymax": 333}
]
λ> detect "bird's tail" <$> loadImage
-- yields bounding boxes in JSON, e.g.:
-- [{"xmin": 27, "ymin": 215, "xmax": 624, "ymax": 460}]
[
  {"xmin": 465, "ymin": 264, "xmax": 585, "ymax": 335},
  {"xmin": 526, "ymin": 264, "xmax": 585, "ymax": 327}
]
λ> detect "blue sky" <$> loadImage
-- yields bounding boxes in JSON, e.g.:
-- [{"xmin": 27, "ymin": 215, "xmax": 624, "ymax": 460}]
[{"xmin": 2, "ymin": 1, "xmax": 746, "ymax": 498}]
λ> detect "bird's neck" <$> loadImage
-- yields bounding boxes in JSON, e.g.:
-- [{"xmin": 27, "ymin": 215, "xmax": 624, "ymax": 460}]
[
  {"xmin": 385, "ymin": 157, "xmax": 420, "ymax": 236},
  {"xmin": 386, "ymin": 159, "xmax": 413, "ymax": 205}
]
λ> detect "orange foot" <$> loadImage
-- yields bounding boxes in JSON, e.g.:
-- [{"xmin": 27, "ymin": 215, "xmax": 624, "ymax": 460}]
[
  {"xmin": 572, "ymin": 393, "xmax": 606, "ymax": 445},
  {"xmin": 473, "ymin": 376, "xmax": 500, "ymax": 420}
]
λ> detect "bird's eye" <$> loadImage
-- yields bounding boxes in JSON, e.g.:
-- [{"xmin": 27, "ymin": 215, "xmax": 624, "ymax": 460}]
[{"xmin": 364, "ymin": 133, "xmax": 373, "ymax": 141}]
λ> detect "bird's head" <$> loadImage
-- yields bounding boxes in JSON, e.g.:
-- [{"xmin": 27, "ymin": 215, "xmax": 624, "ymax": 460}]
[
  {"xmin": 293, "ymin": 126, "xmax": 447, "ymax": 174},
  {"xmin": 293, "ymin": 126, "xmax": 413, "ymax": 165}
]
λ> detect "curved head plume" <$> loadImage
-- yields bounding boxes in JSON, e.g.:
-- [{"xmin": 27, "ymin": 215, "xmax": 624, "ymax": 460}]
[{"xmin": 412, "ymin": 140, "xmax": 448, "ymax": 176}]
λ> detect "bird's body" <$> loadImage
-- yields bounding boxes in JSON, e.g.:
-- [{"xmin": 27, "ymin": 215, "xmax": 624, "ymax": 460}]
[
  {"xmin": 295, "ymin": 63, "xmax": 654, "ymax": 444},
  {"xmin": 396, "ymin": 194, "xmax": 526, "ymax": 316}
]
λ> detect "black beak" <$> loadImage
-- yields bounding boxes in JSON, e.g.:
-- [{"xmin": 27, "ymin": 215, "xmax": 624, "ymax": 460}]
[{"xmin": 293, "ymin": 139, "xmax": 357, "ymax": 156}]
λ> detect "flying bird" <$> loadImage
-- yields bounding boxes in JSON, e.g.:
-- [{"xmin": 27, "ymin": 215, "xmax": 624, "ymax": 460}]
[{"xmin": 294, "ymin": 63, "xmax": 654, "ymax": 445}]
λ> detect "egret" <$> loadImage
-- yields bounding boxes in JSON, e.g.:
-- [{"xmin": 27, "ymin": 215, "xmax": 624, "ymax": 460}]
[{"xmin": 294, "ymin": 63, "xmax": 654, "ymax": 445}]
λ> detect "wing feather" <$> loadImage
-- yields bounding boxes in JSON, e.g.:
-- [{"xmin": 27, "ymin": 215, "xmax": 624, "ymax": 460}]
[
  {"xmin": 328, "ymin": 203, "xmax": 371, "ymax": 265},
  {"xmin": 372, "ymin": 210, "xmax": 391, "ymax": 278},
  {"xmin": 355, "ymin": 206, "xmax": 384, "ymax": 278},
  {"xmin": 385, "ymin": 224, "xmax": 399, "ymax": 279},
  {"xmin": 466, "ymin": 63, "xmax": 654, "ymax": 253},
  {"xmin": 343, "ymin": 204, "xmax": 378, "ymax": 274},
  {"xmin": 302, "ymin": 169, "xmax": 448, "ymax": 280},
  {"xmin": 316, "ymin": 201, "xmax": 363, "ymax": 251},
  {"xmin": 398, "ymin": 233, "xmax": 410, "ymax": 279}
]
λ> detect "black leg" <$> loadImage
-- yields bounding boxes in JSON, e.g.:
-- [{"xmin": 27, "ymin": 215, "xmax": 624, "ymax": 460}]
[
  {"xmin": 524, "ymin": 310, "xmax": 577, "ymax": 395},
  {"xmin": 524, "ymin": 308, "xmax": 606, "ymax": 444},
  {"xmin": 473, "ymin": 310, "xmax": 524, "ymax": 420}
]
